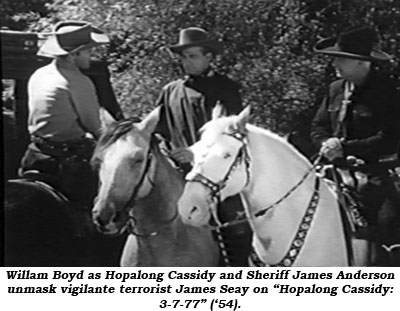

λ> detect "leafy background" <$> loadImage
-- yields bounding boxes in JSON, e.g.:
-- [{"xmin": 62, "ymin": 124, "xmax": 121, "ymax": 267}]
[{"xmin": 2, "ymin": 0, "xmax": 400, "ymax": 156}]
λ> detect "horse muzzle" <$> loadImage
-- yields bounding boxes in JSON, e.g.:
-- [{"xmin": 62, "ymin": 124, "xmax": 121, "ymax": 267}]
[
  {"xmin": 92, "ymin": 203, "xmax": 129, "ymax": 235},
  {"xmin": 178, "ymin": 184, "xmax": 212, "ymax": 227}
]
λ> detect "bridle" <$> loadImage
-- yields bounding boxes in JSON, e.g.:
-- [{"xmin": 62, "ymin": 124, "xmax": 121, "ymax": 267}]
[
  {"xmin": 185, "ymin": 130, "xmax": 251, "ymax": 226},
  {"xmin": 184, "ymin": 129, "xmax": 251, "ymax": 266},
  {"xmin": 118, "ymin": 138, "xmax": 178, "ymax": 237}
]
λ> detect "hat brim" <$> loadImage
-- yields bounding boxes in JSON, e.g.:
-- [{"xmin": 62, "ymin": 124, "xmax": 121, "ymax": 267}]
[
  {"xmin": 169, "ymin": 40, "xmax": 223, "ymax": 54},
  {"xmin": 314, "ymin": 37, "xmax": 391, "ymax": 62},
  {"xmin": 37, "ymin": 30, "xmax": 109, "ymax": 57}
]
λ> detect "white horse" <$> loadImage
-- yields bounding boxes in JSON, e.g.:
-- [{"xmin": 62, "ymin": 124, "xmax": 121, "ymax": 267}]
[
  {"xmin": 178, "ymin": 106, "xmax": 370, "ymax": 266},
  {"xmin": 91, "ymin": 108, "xmax": 219, "ymax": 266}
]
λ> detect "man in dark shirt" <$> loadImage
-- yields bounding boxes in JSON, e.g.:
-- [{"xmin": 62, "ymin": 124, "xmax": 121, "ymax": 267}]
[
  {"xmin": 154, "ymin": 27, "xmax": 251, "ymax": 266},
  {"xmin": 311, "ymin": 26, "xmax": 400, "ymax": 226}
]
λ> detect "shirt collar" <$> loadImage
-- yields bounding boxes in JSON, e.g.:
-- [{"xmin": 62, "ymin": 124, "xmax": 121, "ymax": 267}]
[
  {"xmin": 53, "ymin": 57, "xmax": 80, "ymax": 72},
  {"xmin": 185, "ymin": 69, "xmax": 215, "ymax": 81}
]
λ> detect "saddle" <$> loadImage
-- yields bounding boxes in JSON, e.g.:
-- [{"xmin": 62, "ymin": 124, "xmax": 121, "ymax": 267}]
[
  {"xmin": 20, "ymin": 140, "xmax": 98, "ymax": 207},
  {"xmin": 319, "ymin": 155, "xmax": 400, "ymax": 242},
  {"xmin": 317, "ymin": 166, "xmax": 372, "ymax": 253},
  {"xmin": 9, "ymin": 173, "xmax": 69, "ymax": 204},
  {"xmin": 19, "ymin": 170, "xmax": 60, "ymax": 189},
  {"xmin": 13, "ymin": 171, "xmax": 97, "ymax": 239}
]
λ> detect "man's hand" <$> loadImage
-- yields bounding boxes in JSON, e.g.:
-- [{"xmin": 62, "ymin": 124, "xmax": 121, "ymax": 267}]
[
  {"xmin": 320, "ymin": 137, "xmax": 343, "ymax": 161},
  {"xmin": 170, "ymin": 147, "xmax": 194, "ymax": 164}
]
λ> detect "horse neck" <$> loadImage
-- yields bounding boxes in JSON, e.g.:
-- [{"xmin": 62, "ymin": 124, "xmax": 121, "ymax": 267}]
[
  {"xmin": 243, "ymin": 128, "xmax": 315, "ymax": 211},
  {"xmin": 133, "ymin": 147, "xmax": 183, "ymax": 228},
  {"xmin": 242, "ymin": 128, "xmax": 347, "ymax": 265},
  {"xmin": 122, "ymin": 148, "xmax": 219, "ymax": 267}
]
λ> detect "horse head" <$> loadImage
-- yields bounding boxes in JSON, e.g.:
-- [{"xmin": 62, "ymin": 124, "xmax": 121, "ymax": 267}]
[
  {"xmin": 178, "ymin": 106, "xmax": 251, "ymax": 226},
  {"xmin": 91, "ymin": 108, "xmax": 160, "ymax": 234}
]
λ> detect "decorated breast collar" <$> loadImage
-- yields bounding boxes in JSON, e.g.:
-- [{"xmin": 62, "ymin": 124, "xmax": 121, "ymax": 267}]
[{"xmin": 249, "ymin": 177, "xmax": 321, "ymax": 267}]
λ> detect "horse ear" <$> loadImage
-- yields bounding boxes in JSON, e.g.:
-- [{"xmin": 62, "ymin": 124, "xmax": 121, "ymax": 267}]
[
  {"xmin": 212, "ymin": 101, "xmax": 227, "ymax": 120},
  {"xmin": 236, "ymin": 105, "xmax": 251, "ymax": 131},
  {"xmin": 99, "ymin": 107, "xmax": 117, "ymax": 130},
  {"xmin": 137, "ymin": 106, "xmax": 160, "ymax": 135}
]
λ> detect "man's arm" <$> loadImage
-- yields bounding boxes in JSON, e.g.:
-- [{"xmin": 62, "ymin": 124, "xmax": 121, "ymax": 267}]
[
  {"xmin": 310, "ymin": 96, "xmax": 333, "ymax": 149},
  {"xmin": 70, "ymin": 75, "xmax": 102, "ymax": 139}
]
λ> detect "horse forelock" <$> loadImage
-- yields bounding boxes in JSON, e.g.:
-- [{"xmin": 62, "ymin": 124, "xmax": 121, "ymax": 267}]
[
  {"xmin": 91, "ymin": 118, "xmax": 140, "ymax": 168},
  {"xmin": 200, "ymin": 116, "xmax": 239, "ymax": 142}
]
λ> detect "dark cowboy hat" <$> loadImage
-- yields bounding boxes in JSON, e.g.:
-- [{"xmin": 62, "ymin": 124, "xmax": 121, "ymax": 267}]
[
  {"xmin": 169, "ymin": 27, "xmax": 223, "ymax": 54},
  {"xmin": 38, "ymin": 21, "xmax": 109, "ymax": 57},
  {"xmin": 314, "ymin": 26, "xmax": 391, "ymax": 62}
]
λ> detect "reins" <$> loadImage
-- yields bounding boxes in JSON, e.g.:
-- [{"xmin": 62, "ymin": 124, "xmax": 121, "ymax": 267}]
[
  {"xmin": 208, "ymin": 157, "xmax": 322, "ymax": 231},
  {"xmin": 122, "ymin": 148, "xmax": 153, "ymax": 213},
  {"xmin": 126, "ymin": 210, "xmax": 179, "ymax": 237},
  {"xmin": 187, "ymin": 130, "xmax": 323, "ymax": 231}
]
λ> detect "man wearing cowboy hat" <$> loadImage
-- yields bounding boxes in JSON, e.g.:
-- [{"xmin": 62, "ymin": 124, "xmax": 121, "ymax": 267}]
[
  {"xmin": 155, "ymin": 27, "xmax": 242, "ymax": 154},
  {"xmin": 154, "ymin": 27, "xmax": 251, "ymax": 266},
  {"xmin": 19, "ymin": 21, "xmax": 110, "ymax": 206},
  {"xmin": 310, "ymin": 26, "xmax": 400, "ymax": 228}
]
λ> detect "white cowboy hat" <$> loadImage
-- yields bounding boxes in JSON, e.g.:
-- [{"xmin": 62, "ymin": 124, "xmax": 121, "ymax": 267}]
[{"xmin": 38, "ymin": 21, "xmax": 109, "ymax": 57}]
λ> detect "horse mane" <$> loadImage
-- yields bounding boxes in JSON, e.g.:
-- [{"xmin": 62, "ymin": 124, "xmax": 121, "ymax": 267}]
[{"xmin": 247, "ymin": 124, "xmax": 312, "ymax": 165}]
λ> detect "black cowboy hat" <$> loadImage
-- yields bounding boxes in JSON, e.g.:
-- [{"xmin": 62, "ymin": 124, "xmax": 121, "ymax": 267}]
[
  {"xmin": 38, "ymin": 21, "xmax": 109, "ymax": 57},
  {"xmin": 314, "ymin": 26, "xmax": 391, "ymax": 62},
  {"xmin": 169, "ymin": 27, "xmax": 223, "ymax": 54}
]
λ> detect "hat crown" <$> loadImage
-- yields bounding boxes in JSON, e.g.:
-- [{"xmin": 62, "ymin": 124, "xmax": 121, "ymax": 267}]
[
  {"xmin": 337, "ymin": 27, "xmax": 377, "ymax": 57},
  {"xmin": 54, "ymin": 22, "xmax": 92, "ymax": 51},
  {"xmin": 169, "ymin": 27, "xmax": 222, "ymax": 54},
  {"xmin": 178, "ymin": 27, "xmax": 210, "ymax": 46},
  {"xmin": 313, "ymin": 25, "xmax": 391, "ymax": 62}
]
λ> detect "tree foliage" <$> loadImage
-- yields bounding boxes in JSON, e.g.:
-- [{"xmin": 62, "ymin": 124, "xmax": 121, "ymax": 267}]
[
  {"xmin": 6, "ymin": 0, "xmax": 400, "ymax": 144},
  {"xmin": 0, "ymin": 0, "xmax": 50, "ymax": 30}
]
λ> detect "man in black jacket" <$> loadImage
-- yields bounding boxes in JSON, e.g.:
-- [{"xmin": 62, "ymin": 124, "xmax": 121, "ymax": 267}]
[
  {"xmin": 311, "ymin": 26, "xmax": 400, "ymax": 226},
  {"xmin": 154, "ymin": 27, "xmax": 251, "ymax": 266},
  {"xmin": 155, "ymin": 27, "xmax": 242, "ymax": 159}
]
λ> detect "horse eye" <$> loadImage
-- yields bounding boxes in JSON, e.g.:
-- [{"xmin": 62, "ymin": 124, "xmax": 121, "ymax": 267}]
[
  {"xmin": 129, "ymin": 157, "xmax": 144, "ymax": 167},
  {"xmin": 223, "ymin": 153, "xmax": 231, "ymax": 159}
]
